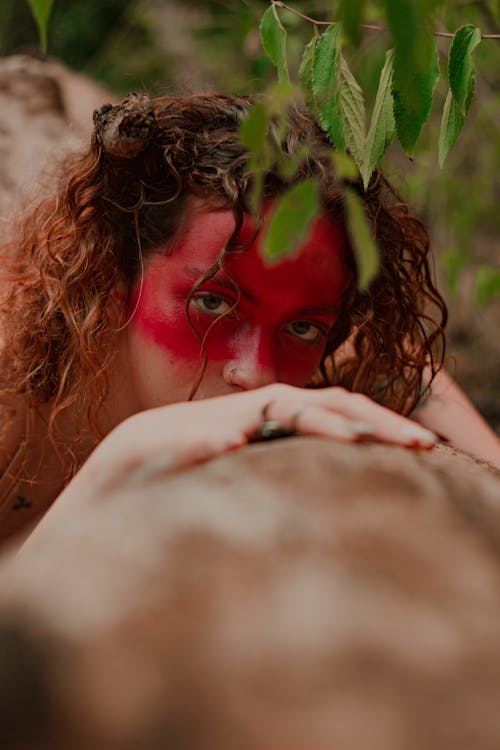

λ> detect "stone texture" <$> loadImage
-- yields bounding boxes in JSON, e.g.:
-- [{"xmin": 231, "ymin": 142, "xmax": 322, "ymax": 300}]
[
  {"xmin": 0, "ymin": 54, "xmax": 115, "ymax": 215},
  {"xmin": 0, "ymin": 439, "xmax": 499, "ymax": 749}
]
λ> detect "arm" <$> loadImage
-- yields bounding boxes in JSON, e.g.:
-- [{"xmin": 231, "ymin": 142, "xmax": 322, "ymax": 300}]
[
  {"xmin": 18, "ymin": 383, "xmax": 438, "ymax": 549},
  {"xmin": 412, "ymin": 368, "xmax": 500, "ymax": 466}
]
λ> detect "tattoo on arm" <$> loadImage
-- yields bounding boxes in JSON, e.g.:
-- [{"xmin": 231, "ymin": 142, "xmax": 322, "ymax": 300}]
[{"xmin": 12, "ymin": 495, "xmax": 32, "ymax": 512}]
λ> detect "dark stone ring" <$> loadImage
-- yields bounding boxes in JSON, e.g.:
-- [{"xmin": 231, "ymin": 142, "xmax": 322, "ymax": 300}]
[
  {"xmin": 249, "ymin": 401, "xmax": 300, "ymax": 442},
  {"xmin": 251, "ymin": 420, "xmax": 296, "ymax": 442}
]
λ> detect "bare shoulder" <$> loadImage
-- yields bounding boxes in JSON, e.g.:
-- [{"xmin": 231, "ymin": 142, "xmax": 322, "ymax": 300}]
[
  {"xmin": 0, "ymin": 397, "xmax": 27, "ymax": 475},
  {"xmin": 0, "ymin": 383, "xmax": 86, "ymax": 547},
  {"xmin": 0, "ymin": 396, "xmax": 32, "ymax": 541},
  {"xmin": 0, "ymin": 397, "xmax": 65, "ymax": 547},
  {"xmin": 413, "ymin": 369, "xmax": 500, "ymax": 466}
]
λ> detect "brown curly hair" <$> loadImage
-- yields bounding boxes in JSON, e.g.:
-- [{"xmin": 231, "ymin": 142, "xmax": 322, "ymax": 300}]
[{"xmin": 0, "ymin": 92, "xmax": 446, "ymax": 472}]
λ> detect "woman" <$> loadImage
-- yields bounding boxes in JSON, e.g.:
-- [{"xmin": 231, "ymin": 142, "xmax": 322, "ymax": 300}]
[{"xmin": 0, "ymin": 92, "xmax": 498, "ymax": 547}]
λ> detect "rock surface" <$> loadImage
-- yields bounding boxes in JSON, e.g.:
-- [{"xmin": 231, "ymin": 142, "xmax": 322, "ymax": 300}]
[
  {"xmin": 0, "ymin": 54, "xmax": 115, "ymax": 215},
  {"xmin": 0, "ymin": 439, "xmax": 499, "ymax": 749}
]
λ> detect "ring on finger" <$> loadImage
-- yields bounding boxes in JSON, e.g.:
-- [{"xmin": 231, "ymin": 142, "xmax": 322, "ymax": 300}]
[{"xmin": 250, "ymin": 401, "xmax": 301, "ymax": 442}]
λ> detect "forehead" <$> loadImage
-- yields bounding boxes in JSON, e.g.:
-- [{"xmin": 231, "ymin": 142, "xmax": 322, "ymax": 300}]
[{"xmin": 161, "ymin": 207, "xmax": 350, "ymax": 309}]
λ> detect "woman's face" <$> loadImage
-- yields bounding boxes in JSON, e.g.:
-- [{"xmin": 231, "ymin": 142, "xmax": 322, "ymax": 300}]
[{"xmin": 117, "ymin": 206, "xmax": 351, "ymax": 411}]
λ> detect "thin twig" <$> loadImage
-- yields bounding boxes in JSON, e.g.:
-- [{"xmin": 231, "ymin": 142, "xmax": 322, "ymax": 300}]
[{"xmin": 271, "ymin": 1, "xmax": 500, "ymax": 39}]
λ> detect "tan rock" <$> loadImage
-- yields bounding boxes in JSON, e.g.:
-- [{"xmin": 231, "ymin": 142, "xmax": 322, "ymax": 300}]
[
  {"xmin": 0, "ymin": 439, "xmax": 499, "ymax": 749},
  {"xmin": 0, "ymin": 54, "xmax": 116, "ymax": 215}
]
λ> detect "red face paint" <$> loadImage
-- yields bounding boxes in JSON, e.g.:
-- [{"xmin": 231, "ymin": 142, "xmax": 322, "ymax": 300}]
[{"xmin": 120, "ymin": 206, "xmax": 351, "ymax": 409}]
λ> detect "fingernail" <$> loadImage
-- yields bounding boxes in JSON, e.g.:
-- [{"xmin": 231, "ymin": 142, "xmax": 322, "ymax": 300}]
[
  {"xmin": 401, "ymin": 425, "xmax": 437, "ymax": 447},
  {"xmin": 347, "ymin": 421, "xmax": 375, "ymax": 438}
]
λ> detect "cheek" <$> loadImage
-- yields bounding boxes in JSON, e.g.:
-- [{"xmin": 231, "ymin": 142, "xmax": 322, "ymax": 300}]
[
  {"xmin": 129, "ymin": 291, "xmax": 236, "ymax": 364},
  {"xmin": 136, "ymin": 316, "xmax": 198, "ymax": 361},
  {"xmin": 127, "ymin": 273, "xmax": 326, "ymax": 383},
  {"xmin": 275, "ymin": 337, "xmax": 326, "ymax": 386},
  {"xmin": 127, "ymin": 276, "xmax": 196, "ymax": 361}
]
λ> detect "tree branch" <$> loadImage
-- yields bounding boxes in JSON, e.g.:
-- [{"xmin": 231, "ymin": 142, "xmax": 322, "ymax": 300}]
[{"xmin": 271, "ymin": 1, "xmax": 500, "ymax": 39}]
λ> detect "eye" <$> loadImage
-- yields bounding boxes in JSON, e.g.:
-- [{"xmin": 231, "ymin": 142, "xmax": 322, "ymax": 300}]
[
  {"xmin": 285, "ymin": 320, "xmax": 324, "ymax": 343},
  {"xmin": 192, "ymin": 294, "xmax": 233, "ymax": 317}
]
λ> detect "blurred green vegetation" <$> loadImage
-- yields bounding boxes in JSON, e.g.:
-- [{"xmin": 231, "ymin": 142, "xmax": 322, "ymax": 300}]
[{"xmin": 0, "ymin": 0, "xmax": 168, "ymax": 93}]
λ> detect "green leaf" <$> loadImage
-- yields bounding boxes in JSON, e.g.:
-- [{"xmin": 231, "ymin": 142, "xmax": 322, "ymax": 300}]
[
  {"xmin": 298, "ymin": 35, "xmax": 318, "ymax": 105},
  {"xmin": 448, "ymin": 25, "xmax": 482, "ymax": 116},
  {"xmin": 338, "ymin": 54, "xmax": 366, "ymax": 170},
  {"xmin": 344, "ymin": 188, "xmax": 379, "ymax": 289},
  {"xmin": 261, "ymin": 179, "xmax": 320, "ymax": 262},
  {"xmin": 383, "ymin": 0, "xmax": 442, "ymax": 156},
  {"xmin": 239, "ymin": 101, "xmax": 268, "ymax": 152},
  {"xmin": 475, "ymin": 265, "xmax": 500, "ymax": 306},
  {"xmin": 312, "ymin": 24, "xmax": 345, "ymax": 150},
  {"xmin": 332, "ymin": 152, "xmax": 358, "ymax": 181},
  {"xmin": 383, "ymin": 0, "xmax": 419, "ymax": 72},
  {"xmin": 260, "ymin": 5, "xmax": 290, "ymax": 86},
  {"xmin": 239, "ymin": 101, "xmax": 272, "ymax": 214},
  {"xmin": 438, "ymin": 89, "xmax": 464, "ymax": 167},
  {"xmin": 361, "ymin": 49, "xmax": 395, "ymax": 188},
  {"xmin": 439, "ymin": 26, "xmax": 481, "ymax": 167},
  {"xmin": 310, "ymin": 26, "xmax": 365, "ymax": 165},
  {"xmin": 339, "ymin": 0, "xmax": 365, "ymax": 47},
  {"xmin": 392, "ymin": 32, "xmax": 440, "ymax": 156},
  {"xmin": 277, "ymin": 145, "xmax": 311, "ymax": 177},
  {"xmin": 383, "ymin": 0, "xmax": 444, "ymax": 80},
  {"xmin": 27, "ymin": 0, "xmax": 54, "ymax": 54}
]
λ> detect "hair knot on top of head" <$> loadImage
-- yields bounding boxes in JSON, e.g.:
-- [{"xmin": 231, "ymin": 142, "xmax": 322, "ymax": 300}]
[{"xmin": 93, "ymin": 93, "xmax": 157, "ymax": 159}]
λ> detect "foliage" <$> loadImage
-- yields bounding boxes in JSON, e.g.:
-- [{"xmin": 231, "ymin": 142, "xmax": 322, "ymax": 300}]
[
  {"xmin": 343, "ymin": 188, "xmax": 379, "ymax": 289},
  {"xmin": 475, "ymin": 266, "xmax": 500, "ymax": 306},
  {"xmin": 361, "ymin": 49, "xmax": 394, "ymax": 189},
  {"xmin": 260, "ymin": 4, "xmax": 290, "ymax": 84},
  {"xmin": 0, "ymin": 0, "xmax": 166, "ymax": 94},
  {"xmin": 245, "ymin": 1, "xmax": 498, "ymax": 293},
  {"xmin": 27, "ymin": 0, "xmax": 53, "ymax": 53},
  {"xmin": 386, "ymin": 0, "xmax": 442, "ymax": 156},
  {"xmin": 439, "ymin": 24, "xmax": 482, "ymax": 166},
  {"xmin": 262, "ymin": 179, "xmax": 320, "ymax": 262},
  {"xmin": 10, "ymin": 0, "xmax": 500, "ymax": 302}
]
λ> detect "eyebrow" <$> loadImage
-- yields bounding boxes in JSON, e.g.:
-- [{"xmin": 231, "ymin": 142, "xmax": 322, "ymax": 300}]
[
  {"xmin": 183, "ymin": 266, "xmax": 256, "ymax": 303},
  {"xmin": 295, "ymin": 304, "xmax": 340, "ymax": 317},
  {"xmin": 183, "ymin": 266, "xmax": 340, "ymax": 317}
]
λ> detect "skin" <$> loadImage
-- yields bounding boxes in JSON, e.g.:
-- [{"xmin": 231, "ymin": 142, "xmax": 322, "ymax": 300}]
[
  {"xmin": 91, "ymin": 204, "xmax": 500, "ymax": 468},
  {"xmin": 10, "ymin": 203, "xmax": 500, "ymax": 550},
  {"xmin": 2, "ymin": 204, "xmax": 443, "ymax": 549},
  {"xmin": 118, "ymin": 206, "xmax": 351, "ymax": 409},
  {"xmin": 411, "ymin": 367, "xmax": 500, "ymax": 465}
]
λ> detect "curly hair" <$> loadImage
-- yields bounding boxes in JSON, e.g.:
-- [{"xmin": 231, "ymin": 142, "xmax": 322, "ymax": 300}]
[{"xmin": 0, "ymin": 92, "xmax": 446, "ymax": 474}]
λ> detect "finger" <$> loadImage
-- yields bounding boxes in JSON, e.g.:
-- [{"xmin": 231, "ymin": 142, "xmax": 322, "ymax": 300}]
[
  {"xmin": 292, "ymin": 405, "xmax": 372, "ymax": 442},
  {"xmin": 125, "ymin": 406, "xmax": 248, "ymax": 476},
  {"xmin": 316, "ymin": 391, "xmax": 437, "ymax": 447},
  {"xmin": 295, "ymin": 403, "xmax": 436, "ymax": 448}
]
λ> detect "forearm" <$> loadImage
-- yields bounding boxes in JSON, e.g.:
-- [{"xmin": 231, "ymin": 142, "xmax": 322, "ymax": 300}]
[
  {"xmin": 412, "ymin": 369, "xmax": 500, "ymax": 466},
  {"xmin": 16, "ymin": 384, "xmax": 440, "ymax": 552}
]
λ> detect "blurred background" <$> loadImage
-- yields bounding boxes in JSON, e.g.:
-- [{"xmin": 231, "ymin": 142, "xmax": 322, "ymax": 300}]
[{"xmin": 0, "ymin": 0, "xmax": 499, "ymax": 431}]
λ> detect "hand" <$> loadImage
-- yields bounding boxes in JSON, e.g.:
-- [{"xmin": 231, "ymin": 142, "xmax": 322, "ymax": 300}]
[
  {"xmin": 20, "ymin": 384, "xmax": 437, "ymax": 545},
  {"xmin": 86, "ymin": 384, "xmax": 437, "ymax": 492}
]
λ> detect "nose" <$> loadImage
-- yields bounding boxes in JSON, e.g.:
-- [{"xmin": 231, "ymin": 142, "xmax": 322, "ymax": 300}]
[{"xmin": 222, "ymin": 326, "xmax": 277, "ymax": 391}]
